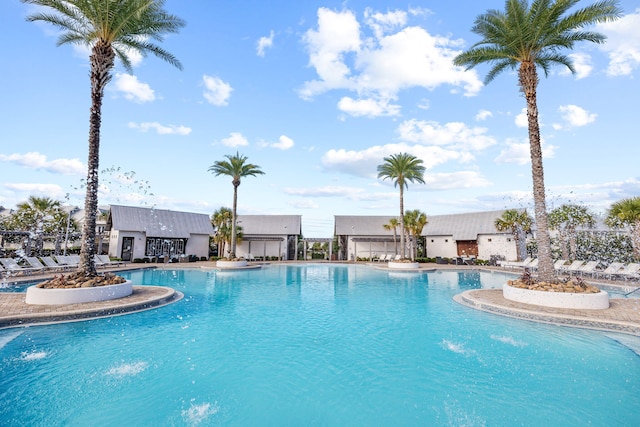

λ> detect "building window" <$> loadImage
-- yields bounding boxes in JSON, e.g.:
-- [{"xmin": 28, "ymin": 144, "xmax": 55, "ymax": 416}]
[
  {"xmin": 431, "ymin": 239, "xmax": 434, "ymax": 243},
  {"xmin": 145, "ymin": 238, "xmax": 186, "ymax": 256},
  {"xmin": 445, "ymin": 239, "xmax": 448, "ymax": 242},
  {"xmin": 488, "ymin": 238, "xmax": 492, "ymax": 242}
]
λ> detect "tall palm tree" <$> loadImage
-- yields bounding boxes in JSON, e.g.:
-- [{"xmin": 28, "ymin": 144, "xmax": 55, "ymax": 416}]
[
  {"xmin": 494, "ymin": 209, "xmax": 533, "ymax": 262},
  {"xmin": 208, "ymin": 153, "xmax": 264, "ymax": 259},
  {"xmin": 454, "ymin": 0, "xmax": 621, "ymax": 281},
  {"xmin": 377, "ymin": 153, "xmax": 426, "ymax": 259},
  {"xmin": 383, "ymin": 217, "xmax": 400, "ymax": 255},
  {"xmin": 404, "ymin": 209, "xmax": 428, "ymax": 260},
  {"xmin": 606, "ymin": 197, "xmax": 640, "ymax": 260},
  {"xmin": 548, "ymin": 204, "xmax": 595, "ymax": 259},
  {"xmin": 23, "ymin": 0, "xmax": 185, "ymax": 277}
]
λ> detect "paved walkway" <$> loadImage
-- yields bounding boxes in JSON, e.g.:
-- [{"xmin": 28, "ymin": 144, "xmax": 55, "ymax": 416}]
[
  {"xmin": 0, "ymin": 286, "xmax": 181, "ymax": 329},
  {"xmin": 455, "ymin": 289, "xmax": 640, "ymax": 336}
]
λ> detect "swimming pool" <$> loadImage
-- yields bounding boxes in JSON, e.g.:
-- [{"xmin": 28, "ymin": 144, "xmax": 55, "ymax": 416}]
[{"xmin": 1, "ymin": 264, "xmax": 639, "ymax": 426}]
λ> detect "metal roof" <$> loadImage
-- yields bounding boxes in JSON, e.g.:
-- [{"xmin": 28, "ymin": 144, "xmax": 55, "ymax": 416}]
[
  {"xmin": 108, "ymin": 205, "xmax": 214, "ymax": 238},
  {"xmin": 423, "ymin": 210, "xmax": 514, "ymax": 240},
  {"xmin": 236, "ymin": 215, "xmax": 302, "ymax": 235},
  {"xmin": 335, "ymin": 210, "xmax": 515, "ymax": 240},
  {"xmin": 334, "ymin": 215, "xmax": 397, "ymax": 236}
]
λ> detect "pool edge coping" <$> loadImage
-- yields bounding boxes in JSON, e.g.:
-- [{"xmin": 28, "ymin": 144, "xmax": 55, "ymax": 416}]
[{"xmin": 454, "ymin": 289, "xmax": 640, "ymax": 337}]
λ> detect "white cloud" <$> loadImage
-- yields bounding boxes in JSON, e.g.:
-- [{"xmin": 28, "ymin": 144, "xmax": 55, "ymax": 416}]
[
  {"xmin": 203, "ymin": 75, "xmax": 233, "ymax": 106},
  {"xmin": 397, "ymin": 119, "xmax": 497, "ymax": 151},
  {"xmin": 321, "ymin": 142, "xmax": 464, "ymax": 178},
  {"xmin": 3, "ymin": 183, "xmax": 66, "ymax": 199},
  {"xmin": 114, "ymin": 73, "xmax": 155, "ymax": 103},
  {"xmin": 299, "ymin": 7, "xmax": 483, "ymax": 116},
  {"xmin": 554, "ymin": 104, "xmax": 597, "ymax": 129},
  {"xmin": 300, "ymin": 8, "xmax": 361, "ymax": 98},
  {"xmin": 257, "ymin": 30, "xmax": 275, "ymax": 57},
  {"xmin": 494, "ymin": 138, "xmax": 557, "ymax": 165},
  {"xmin": 128, "ymin": 122, "xmax": 192, "ymax": 135},
  {"xmin": 216, "ymin": 132, "xmax": 248, "ymax": 147},
  {"xmin": 263, "ymin": 135, "xmax": 295, "ymax": 150},
  {"xmin": 0, "ymin": 152, "xmax": 85, "ymax": 175},
  {"xmin": 515, "ymin": 108, "xmax": 528, "ymax": 128},
  {"xmin": 475, "ymin": 109, "xmax": 492, "ymax": 121},
  {"xmin": 424, "ymin": 171, "xmax": 492, "ymax": 190},
  {"xmin": 289, "ymin": 200, "xmax": 320, "ymax": 209},
  {"xmin": 284, "ymin": 186, "xmax": 365, "ymax": 198},
  {"xmin": 559, "ymin": 53, "xmax": 593, "ymax": 79},
  {"xmin": 597, "ymin": 9, "xmax": 640, "ymax": 76},
  {"xmin": 337, "ymin": 96, "xmax": 400, "ymax": 117},
  {"xmin": 364, "ymin": 8, "xmax": 407, "ymax": 38}
]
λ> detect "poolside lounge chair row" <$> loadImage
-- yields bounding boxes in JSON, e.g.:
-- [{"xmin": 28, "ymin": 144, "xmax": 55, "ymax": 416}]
[
  {"xmin": 0, "ymin": 255, "xmax": 126, "ymax": 276},
  {"xmin": 374, "ymin": 254, "xmax": 403, "ymax": 262},
  {"xmin": 555, "ymin": 259, "xmax": 640, "ymax": 281},
  {"xmin": 499, "ymin": 257, "xmax": 639, "ymax": 281}
]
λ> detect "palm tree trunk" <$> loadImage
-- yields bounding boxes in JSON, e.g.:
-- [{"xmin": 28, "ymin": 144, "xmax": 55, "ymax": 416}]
[
  {"xmin": 399, "ymin": 186, "xmax": 405, "ymax": 258},
  {"xmin": 80, "ymin": 42, "xmax": 114, "ymax": 277},
  {"xmin": 520, "ymin": 62, "xmax": 554, "ymax": 280},
  {"xmin": 231, "ymin": 184, "xmax": 239, "ymax": 258}
]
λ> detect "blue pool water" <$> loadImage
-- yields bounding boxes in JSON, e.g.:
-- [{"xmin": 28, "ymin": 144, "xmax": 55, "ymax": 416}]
[{"xmin": 1, "ymin": 264, "xmax": 639, "ymax": 426}]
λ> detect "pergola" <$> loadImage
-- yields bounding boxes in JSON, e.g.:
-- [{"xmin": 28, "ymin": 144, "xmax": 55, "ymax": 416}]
[
  {"xmin": 351, "ymin": 236, "xmax": 397, "ymax": 261},
  {"xmin": 301, "ymin": 237, "xmax": 333, "ymax": 260},
  {"xmin": 243, "ymin": 236, "xmax": 286, "ymax": 260}
]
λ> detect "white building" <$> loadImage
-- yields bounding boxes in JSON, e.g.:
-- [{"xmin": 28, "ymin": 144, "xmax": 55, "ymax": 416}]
[
  {"xmin": 334, "ymin": 210, "xmax": 519, "ymax": 262},
  {"xmin": 107, "ymin": 205, "xmax": 214, "ymax": 261},
  {"xmin": 422, "ymin": 210, "xmax": 518, "ymax": 261},
  {"xmin": 233, "ymin": 215, "xmax": 302, "ymax": 260}
]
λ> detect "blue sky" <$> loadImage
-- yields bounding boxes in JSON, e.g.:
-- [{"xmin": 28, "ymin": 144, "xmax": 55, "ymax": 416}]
[{"xmin": 1, "ymin": 0, "xmax": 639, "ymax": 237}]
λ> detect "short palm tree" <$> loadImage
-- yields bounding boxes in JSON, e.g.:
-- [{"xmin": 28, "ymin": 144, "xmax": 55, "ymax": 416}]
[
  {"xmin": 454, "ymin": 0, "xmax": 621, "ymax": 281},
  {"xmin": 606, "ymin": 197, "xmax": 640, "ymax": 260},
  {"xmin": 23, "ymin": 0, "xmax": 185, "ymax": 277},
  {"xmin": 14, "ymin": 196, "xmax": 62, "ymax": 256},
  {"xmin": 208, "ymin": 153, "xmax": 264, "ymax": 259},
  {"xmin": 383, "ymin": 217, "xmax": 400, "ymax": 255},
  {"xmin": 211, "ymin": 207, "xmax": 233, "ymax": 257},
  {"xmin": 377, "ymin": 153, "xmax": 426, "ymax": 259},
  {"xmin": 495, "ymin": 209, "xmax": 533, "ymax": 262},
  {"xmin": 548, "ymin": 204, "xmax": 595, "ymax": 259},
  {"xmin": 404, "ymin": 209, "xmax": 428, "ymax": 260}
]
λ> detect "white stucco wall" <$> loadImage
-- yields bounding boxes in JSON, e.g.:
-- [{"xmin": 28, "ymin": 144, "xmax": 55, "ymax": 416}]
[
  {"xmin": 185, "ymin": 235, "xmax": 210, "ymax": 259},
  {"xmin": 236, "ymin": 236, "xmax": 288, "ymax": 259},
  {"xmin": 477, "ymin": 234, "xmax": 518, "ymax": 261},
  {"xmin": 425, "ymin": 236, "xmax": 458, "ymax": 259}
]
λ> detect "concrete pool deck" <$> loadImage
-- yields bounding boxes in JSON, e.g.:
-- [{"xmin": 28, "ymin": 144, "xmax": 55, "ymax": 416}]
[{"xmin": 1, "ymin": 261, "xmax": 639, "ymax": 335}]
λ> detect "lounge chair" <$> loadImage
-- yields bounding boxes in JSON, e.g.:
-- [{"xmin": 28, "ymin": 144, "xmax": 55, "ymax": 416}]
[
  {"xmin": 94, "ymin": 255, "xmax": 107, "ymax": 267},
  {"xmin": 41, "ymin": 256, "xmax": 73, "ymax": 271},
  {"xmin": 560, "ymin": 260, "xmax": 585, "ymax": 275},
  {"xmin": 376, "ymin": 254, "xmax": 389, "ymax": 262},
  {"xmin": 615, "ymin": 263, "xmax": 640, "ymax": 281},
  {"xmin": 553, "ymin": 259, "xmax": 569, "ymax": 273},
  {"xmin": 97, "ymin": 255, "xmax": 125, "ymax": 266},
  {"xmin": 55, "ymin": 255, "xmax": 79, "ymax": 267},
  {"xmin": 0, "ymin": 258, "xmax": 43, "ymax": 275},
  {"xmin": 523, "ymin": 258, "xmax": 538, "ymax": 271},
  {"xmin": 502, "ymin": 257, "xmax": 533, "ymax": 269},
  {"xmin": 573, "ymin": 260, "xmax": 600, "ymax": 277},
  {"xmin": 595, "ymin": 262, "xmax": 625, "ymax": 280},
  {"xmin": 245, "ymin": 253, "xmax": 256, "ymax": 262},
  {"xmin": 25, "ymin": 257, "xmax": 49, "ymax": 273}
]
